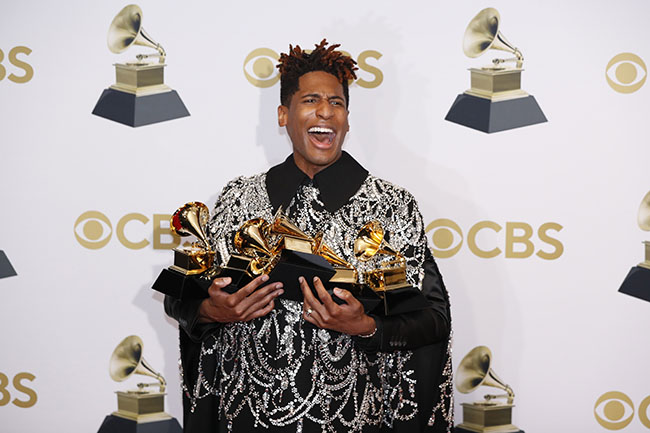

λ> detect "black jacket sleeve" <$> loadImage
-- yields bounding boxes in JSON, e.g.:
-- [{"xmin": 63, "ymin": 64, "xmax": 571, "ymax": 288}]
[
  {"xmin": 164, "ymin": 294, "xmax": 221, "ymax": 342},
  {"xmin": 354, "ymin": 248, "xmax": 450, "ymax": 352}
]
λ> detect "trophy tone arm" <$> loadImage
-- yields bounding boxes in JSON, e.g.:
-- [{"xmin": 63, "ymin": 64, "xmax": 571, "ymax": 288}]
[{"xmin": 483, "ymin": 384, "xmax": 515, "ymax": 405}]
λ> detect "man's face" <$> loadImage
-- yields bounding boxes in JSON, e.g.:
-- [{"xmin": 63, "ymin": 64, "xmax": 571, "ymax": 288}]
[{"xmin": 278, "ymin": 71, "xmax": 349, "ymax": 178}]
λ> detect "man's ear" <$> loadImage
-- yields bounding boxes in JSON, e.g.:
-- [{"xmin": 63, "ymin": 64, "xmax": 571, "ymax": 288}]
[{"xmin": 278, "ymin": 105, "xmax": 288, "ymax": 127}]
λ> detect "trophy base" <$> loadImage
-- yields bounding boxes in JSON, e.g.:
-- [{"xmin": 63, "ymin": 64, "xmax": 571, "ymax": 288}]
[
  {"xmin": 114, "ymin": 391, "xmax": 169, "ymax": 422},
  {"xmin": 267, "ymin": 250, "xmax": 336, "ymax": 302},
  {"xmin": 152, "ymin": 268, "xmax": 212, "ymax": 299},
  {"xmin": 97, "ymin": 414, "xmax": 181, "ymax": 433},
  {"xmin": 454, "ymin": 427, "xmax": 524, "ymax": 433},
  {"xmin": 619, "ymin": 265, "xmax": 650, "ymax": 303},
  {"xmin": 456, "ymin": 403, "xmax": 521, "ymax": 433},
  {"xmin": 0, "ymin": 250, "xmax": 17, "ymax": 279},
  {"xmin": 445, "ymin": 93, "xmax": 547, "ymax": 133},
  {"xmin": 466, "ymin": 68, "xmax": 527, "ymax": 102},
  {"xmin": 353, "ymin": 285, "xmax": 383, "ymax": 312},
  {"xmin": 219, "ymin": 266, "xmax": 254, "ymax": 293},
  {"xmin": 92, "ymin": 87, "xmax": 190, "ymax": 127},
  {"xmin": 170, "ymin": 248, "xmax": 214, "ymax": 276}
]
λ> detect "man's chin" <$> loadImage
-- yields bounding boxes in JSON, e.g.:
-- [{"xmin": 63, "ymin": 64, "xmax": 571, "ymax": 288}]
[{"xmin": 294, "ymin": 147, "xmax": 343, "ymax": 174}]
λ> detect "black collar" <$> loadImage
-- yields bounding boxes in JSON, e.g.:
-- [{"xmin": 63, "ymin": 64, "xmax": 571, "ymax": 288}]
[{"xmin": 266, "ymin": 151, "xmax": 369, "ymax": 214}]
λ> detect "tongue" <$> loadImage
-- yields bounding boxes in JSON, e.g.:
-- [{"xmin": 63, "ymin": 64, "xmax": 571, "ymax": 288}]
[{"xmin": 311, "ymin": 132, "xmax": 335, "ymax": 144}]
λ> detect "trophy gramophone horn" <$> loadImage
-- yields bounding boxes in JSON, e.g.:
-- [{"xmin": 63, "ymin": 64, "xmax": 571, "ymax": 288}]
[
  {"xmin": 271, "ymin": 208, "xmax": 312, "ymax": 241},
  {"xmin": 107, "ymin": 4, "xmax": 166, "ymax": 60},
  {"xmin": 234, "ymin": 218, "xmax": 274, "ymax": 259},
  {"xmin": 456, "ymin": 345, "xmax": 514, "ymax": 404},
  {"xmin": 313, "ymin": 232, "xmax": 354, "ymax": 269},
  {"xmin": 638, "ymin": 191, "xmax": 650, "ymax": 231},
  {"xmin": 463, "ymin": 7, "xmax": 522, "ymax": 67},
  {"xmin": 109, "ymin": 335, "xmax": 166, "ymax": 392},
  {"xmin": 170, "ymin": 202, "xmax": 211, "ymax": 249},
  {"xmin": 354, "ymin": 221, "xmax": 402, "ymax": 262}
]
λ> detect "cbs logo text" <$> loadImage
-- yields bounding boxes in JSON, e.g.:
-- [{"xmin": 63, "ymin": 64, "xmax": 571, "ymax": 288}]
[
  {"xmin": 425, "ymin": 219, "xmax": 563, "ymax": 260},
  {"xmin": 74, "ymin": 211, "xmax": 181, "ymax": 250},
  {"xmin": 594, "ymin": 391, "xmax": 650, "ymax": 430},
  {"xmin": 244, "ymin": 48, "xmax": 383, "ymax": 88},
  {"xmin": 0, "ymin": 372, "xmax": 37, "ymax": 409},
  {"xmin": 0, "ymin": 47, "xmax": 33, "ymax": 84}
]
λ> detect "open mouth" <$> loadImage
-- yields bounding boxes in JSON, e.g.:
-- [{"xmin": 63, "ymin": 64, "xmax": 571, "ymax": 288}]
[{"xmin": 308, "ymin": 126, "xmax": 336, "ymax": 146}]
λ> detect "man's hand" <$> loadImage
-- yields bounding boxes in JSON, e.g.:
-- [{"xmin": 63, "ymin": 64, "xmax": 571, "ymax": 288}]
[
  {"xmin": 198, "ymin": 274, "xmax": 284, "ymax": 323},
  {"xmin": 300, "ymin": 276, "xmax": 376, "ymax": 336}
]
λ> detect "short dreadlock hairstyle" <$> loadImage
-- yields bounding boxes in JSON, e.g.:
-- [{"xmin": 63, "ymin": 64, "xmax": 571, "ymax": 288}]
[{"xmin": 277, "ymin": 39, "xmax": 358, "ymax": 108}]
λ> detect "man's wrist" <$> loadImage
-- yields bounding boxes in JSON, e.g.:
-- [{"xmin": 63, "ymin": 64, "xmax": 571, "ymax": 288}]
[
  {"xmin": 356, "ymin": 315, "xmax": 377, "ymax": 338},
  {"xmin": 197, "ymin": 298, "xmax": 215, "ymax": 323}
]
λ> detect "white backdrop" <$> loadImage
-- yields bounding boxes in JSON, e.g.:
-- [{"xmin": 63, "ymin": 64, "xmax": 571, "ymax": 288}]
[{"xmin": 2, "ymin": 1, "xmax": 650, "ymax": 432}]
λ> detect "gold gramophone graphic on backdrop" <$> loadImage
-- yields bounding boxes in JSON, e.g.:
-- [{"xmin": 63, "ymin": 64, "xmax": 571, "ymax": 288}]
[
  {"xmin": 619, "ymin": 191, "xmax": 650, "ymax": 302},
  {"xmin": 445, "ymin": 7, "xmax": 547, "ymax": 133},
  {"xmin": 92, "ymin": 4, "xmax": 189, "ymax": 127},
  {"xmin": 97, "ymin": 335, "xmax": 181, "ymax": 433},
  {"xmin": 455, "ymin": 346, "xmax": 522, "ymax": 433}
]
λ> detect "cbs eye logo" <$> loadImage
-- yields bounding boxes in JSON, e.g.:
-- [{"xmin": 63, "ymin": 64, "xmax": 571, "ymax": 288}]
[
  {"xmin": 425, "ymin": 219, "xmax": 563, "ymax": 260},
  {"xmin": 244, "ymin": 47, "xmax": 383, "ymax": 89},
  {"xmin": 594, "ymin": 391, "xmax": 650, "ymax": 430},
  {"xmin": 74, "ymin": 211, "xmax": 181, "ymax": 250},
  {"xmin": 0, "ymin": 46, "xmax": 34, "ymax": 84},
  {"xmin": 606, "ymin": 53, "xmax": 647, "ymax": 94}
]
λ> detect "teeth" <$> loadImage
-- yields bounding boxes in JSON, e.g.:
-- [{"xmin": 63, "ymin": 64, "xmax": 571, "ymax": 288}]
[{"xmin": 308, "ymin": 126, "xmax": 334, "ymax": 134}]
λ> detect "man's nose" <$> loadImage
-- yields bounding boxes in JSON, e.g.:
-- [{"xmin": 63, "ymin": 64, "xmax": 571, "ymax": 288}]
[{"xmin": 316, "ymin": 101, "xmax": 334, "ymax": 119}]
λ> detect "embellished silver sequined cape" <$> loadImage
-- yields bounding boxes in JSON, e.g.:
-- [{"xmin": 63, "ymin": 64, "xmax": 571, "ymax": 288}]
[{"xmin": 182, "ymin": 172, "xmax": 453, "ymax": 433}]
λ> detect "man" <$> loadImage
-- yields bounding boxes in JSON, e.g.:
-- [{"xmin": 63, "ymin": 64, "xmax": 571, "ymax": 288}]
[{"xmin": 164, "ymin": 40, "xmax": 452, "ymax": 433}]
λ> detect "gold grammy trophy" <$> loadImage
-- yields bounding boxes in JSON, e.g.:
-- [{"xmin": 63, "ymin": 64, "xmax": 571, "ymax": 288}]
[
  {"xmin": 233, "ymin": 208, "xmax": 358, "ymax": 283},
  {"xmin": 313, "ymin": 232, "xmax": 358, "ymax": 284},
  {"xmin": 352, "ymin": 220, "xmax": 432, "ymax": 315},
  {"xmin": 619, "ymin": 191, "xmax": 650, "ymax": 302},
  {"xmin": 445, "ymin": 7, "xmax": 546, "ymax": 133},
  {"xmin": 271, "ymin": 208, "xmax": 314, "ymax": 254},
  {"xmin": 92, "ymin": 4, "xmax": 189, "ymax": 127},
  {"xmin": 234, "ymin": 217, "xmax": 278, "ymax": 276},
  {"xmin": 152, "ymin": 202, "xmax": 227, "ymax": 298},
  {"xmin": 354, "ymin": 220, "xmax": 409, "ymax": 292},
  {"xmin": 97, "ymin": 335, "xmax": 181, "ymax": 433},
  {"xmin": 230, "ymin": 210, "xmax": 360, "ymax": 302},
  {"xmin": 169, "ymin": 202, "xmax": 215, "ymax": 276},
  {"xmin": 455, "ymin": 346, "xmax": 522, "ymax": 433}
]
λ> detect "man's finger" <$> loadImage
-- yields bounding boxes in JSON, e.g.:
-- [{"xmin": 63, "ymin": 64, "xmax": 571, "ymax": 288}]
[
  {"xmin": 303, "ymin": 306, "xmax": 320, "ymax": 326},
  {"xmin": 209, "ymin": 276, "xmax": 232, "ymax": 290},
  {"xmin": 300, "ymin": 276, "xmax": 323, "ymax": 310},
  {"xmin": 313, "ymin": 277, "xmax": 336, "ymax": 311},
  {"xmin": 244, "ymin": 300, "xmax": 275, "ymax": 322},
  {"xmin": 208, "ymin": 277, "xmax": 232, "ymax": 297},
  {"xmin": 241, "ymin": 285, "xmax": 283, "ymax": 318},
  {"xmin": 233, "ymin": 274, "xmax": 269, "ymax": 301},
  {"xmin": 332, "ymin": 287, "xmax": 355, "ymax": 305}
]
